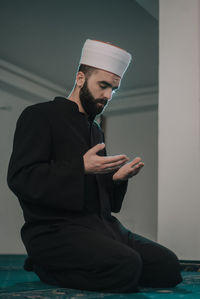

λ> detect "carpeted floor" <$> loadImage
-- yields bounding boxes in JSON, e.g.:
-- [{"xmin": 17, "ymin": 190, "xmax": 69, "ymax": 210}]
[{"xmin": 0, "ymin": 255, "xmax": 200, "ymax": 298}]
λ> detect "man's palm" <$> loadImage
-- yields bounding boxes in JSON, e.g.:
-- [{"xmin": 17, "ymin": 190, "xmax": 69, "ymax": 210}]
[{"xmin": 113, "ymin": 157, "xmax": 144, "ymax": 181}]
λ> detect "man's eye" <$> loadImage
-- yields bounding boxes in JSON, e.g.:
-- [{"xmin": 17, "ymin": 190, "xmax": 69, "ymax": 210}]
[{"xmin": 100, "ymin": 85, "xmax": 107, "ymax": 89}]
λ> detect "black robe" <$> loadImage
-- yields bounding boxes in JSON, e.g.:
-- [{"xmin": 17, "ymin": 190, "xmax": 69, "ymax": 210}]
[
  {"xmin": 7, "ymin": 97, "xmax": 129, "ymax": 257},
  {"xmin": 7, "ymin": 97, "xmax": 183, "ymax": 292}
]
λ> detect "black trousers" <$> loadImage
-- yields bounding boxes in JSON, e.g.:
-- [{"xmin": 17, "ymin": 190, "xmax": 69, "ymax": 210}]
[{"xmin": 26, "ymin": 224, "xmax": 182, "ymax": 293}]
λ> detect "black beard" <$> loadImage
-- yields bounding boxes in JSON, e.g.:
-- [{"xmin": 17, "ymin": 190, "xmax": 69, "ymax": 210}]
[{"xmin": 79, "ymin": 81, "xmax": 108, "ymax": 119}]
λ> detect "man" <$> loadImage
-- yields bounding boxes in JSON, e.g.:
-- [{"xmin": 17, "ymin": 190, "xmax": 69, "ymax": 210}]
[{"xmin": 7, "ymin": 39, "xmax": 182, "ymax": 293}]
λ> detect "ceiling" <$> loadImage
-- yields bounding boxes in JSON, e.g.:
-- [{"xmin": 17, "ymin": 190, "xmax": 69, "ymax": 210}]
[
  {"xmin": 0, "ymin": 0, "xmax": 158, "ymax": 92},
  {"xmin": 136, "ymin": 0, "xmax": 158, "ymax": 20}
]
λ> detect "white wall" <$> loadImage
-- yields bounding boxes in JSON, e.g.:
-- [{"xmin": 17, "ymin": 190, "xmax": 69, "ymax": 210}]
[
  {"xmin": 106, "ymin": 88, "xmax": 158, "ymax": 240},
  {"xmin": 158, "ymin": 0, "xmax": 200, "ymax": 260}
]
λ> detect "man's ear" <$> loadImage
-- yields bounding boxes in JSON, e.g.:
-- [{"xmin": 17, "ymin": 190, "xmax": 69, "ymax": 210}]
[{"xmin": 76, "ymin": 71, "xmax": 85, "ymax": 88}]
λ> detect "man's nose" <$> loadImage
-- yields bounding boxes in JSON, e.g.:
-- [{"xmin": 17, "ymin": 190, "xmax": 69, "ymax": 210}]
[{"xmin": 103, "ymin": 88, "xmax": 113, "ymax": 100}]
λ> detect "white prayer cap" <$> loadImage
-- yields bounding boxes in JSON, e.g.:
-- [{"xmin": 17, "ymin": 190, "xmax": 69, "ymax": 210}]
[{"xmin": 79, "ymin": 39, "xmax": 132, "ymax": 78}]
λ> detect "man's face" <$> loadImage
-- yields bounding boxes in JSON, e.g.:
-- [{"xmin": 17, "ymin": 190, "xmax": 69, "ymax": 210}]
[{"xmin": 79, "ymin": 69, "xmax": 121, "ymax": 118}]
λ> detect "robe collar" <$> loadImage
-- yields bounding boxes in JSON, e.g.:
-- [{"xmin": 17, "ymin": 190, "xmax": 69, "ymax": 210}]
[{"xmin": 53, "ymin": 97, "xmax": 96, "ymax": 122}]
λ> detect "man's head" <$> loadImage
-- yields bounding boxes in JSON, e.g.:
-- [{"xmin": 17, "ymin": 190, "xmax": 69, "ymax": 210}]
[
  {"xmin": 77, "ymin": 65, "xmax": 121, "ymax": 118},
  {"xmin": 69, "ymin": 39, "xmax": 131, "ymax": 118}
]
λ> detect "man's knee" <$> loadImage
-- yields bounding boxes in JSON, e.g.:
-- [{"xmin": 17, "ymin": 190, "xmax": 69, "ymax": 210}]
[
  {"xmin": 111, "ymin": 252, "xmax": 142, "ymax": 292},
  {"xmin": 118, "ymin": 251, "xmax": 142, "ymax": 275},
  {"xmin": 139, "ymin": 247, "xmax": 182, "ymax": 288},
  {"xmin": 161, "ymin": 250, "xmax": 183, "ymax": 287},
  {"xmin": 32, "ymin": 250, "xmax": 143, "ymax": 293}
]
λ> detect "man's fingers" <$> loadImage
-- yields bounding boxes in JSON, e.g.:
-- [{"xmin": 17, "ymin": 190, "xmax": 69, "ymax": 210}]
[
  {"xmin": 133, "ymin": 162, "xmax": 144, "ymax": 168},
  {"xmin": 101, "ymin": 155, "xmax": 129, "ymax": 165},
  {"xmin": 129, "ymin": 157, "xmax": 142, "ymax": 167},
  {"xmin": 95, "ymin": 155, "xmax": 129, "ymax": 173},
  {"xmin": 132, "ymin": 163, "xmax": 144, "ymax": 172},
  {"xmin": 129, "ymin": 163, "xmax": 144, "ymax": 175},
  {"xmin": 88, "ymin": 144, "xmax": 129, "ymax": 163},
  {"xmin": 103, "ymin": 159, "xmax": 127, "ymax": 169}
]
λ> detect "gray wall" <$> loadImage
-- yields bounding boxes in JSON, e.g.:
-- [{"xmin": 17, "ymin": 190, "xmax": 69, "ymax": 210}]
[{"xmin": 105, "ymin": 89, "xmax": 158, "ymax": 240}]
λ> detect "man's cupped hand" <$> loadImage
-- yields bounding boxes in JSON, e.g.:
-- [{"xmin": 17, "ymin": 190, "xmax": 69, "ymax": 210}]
[
  {"xmin": 83, "ymin": 143, "xmax": 144, "ymax": 179},
  {"xmin": 83, "ymin": 143, "xmax": 129, "ymax": 174},
  {"xmin": 112, "ymin": 157, "xmax": 144, "ymax": 182}
]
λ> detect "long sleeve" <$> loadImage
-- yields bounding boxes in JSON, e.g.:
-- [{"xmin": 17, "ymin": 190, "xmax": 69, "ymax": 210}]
[
  {"xmin": 7, "ymin": 105, "xmax": 85, "ymax": 212},
  {"xmin": 103, "ymin": 172, "xmax": 128, "ymax": 213},
  {"xmin": 110, "ymin": 179, "xmax": 128, "ymax": 213}
]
